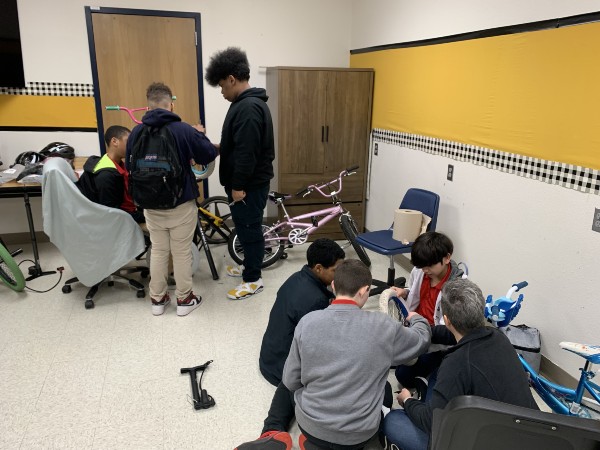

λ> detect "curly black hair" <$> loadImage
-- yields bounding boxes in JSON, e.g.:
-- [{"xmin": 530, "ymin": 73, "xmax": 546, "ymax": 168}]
[
  {"xmin": 306, "ymin": 238, "xmax": 345, "ymax": 269},
  {"xmin": 205, "ymin": 47, "xmax": 250, "ymax": 86}
]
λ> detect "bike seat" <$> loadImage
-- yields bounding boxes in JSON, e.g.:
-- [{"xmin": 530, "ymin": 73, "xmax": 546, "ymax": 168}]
[
  {"xmin": 559, "ymin": 342, "xmax": 600, "ymax": 364},
  {"xmin": 268, "ymin": 191, "xmax": 290, "ymax": 202}
]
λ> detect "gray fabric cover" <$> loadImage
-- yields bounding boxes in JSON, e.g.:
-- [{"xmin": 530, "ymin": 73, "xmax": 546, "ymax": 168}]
[{"xmin": 42, "ymin": 157, "xmax": 145, "ymax": 287}]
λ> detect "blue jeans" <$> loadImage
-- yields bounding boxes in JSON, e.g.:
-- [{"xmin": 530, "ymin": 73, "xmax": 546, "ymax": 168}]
[
  {"xmin": 227, "ymin": 185, "xmax": 269, "ymax": 282},
  {"xmin": 382, "ymin": 410, "xmax": 429, "ymax": 450}
]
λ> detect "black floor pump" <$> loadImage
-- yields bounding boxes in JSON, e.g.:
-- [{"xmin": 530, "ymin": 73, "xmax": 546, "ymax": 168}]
[{"xmin": 181, "ymin": 360, "xmax": 216, "ymax": 410}]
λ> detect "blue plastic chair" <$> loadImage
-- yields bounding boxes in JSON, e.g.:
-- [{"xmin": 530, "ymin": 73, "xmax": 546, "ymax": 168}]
[{"xmin": 356, "ymin": 188, "xmax": 440, "ymax": 295}]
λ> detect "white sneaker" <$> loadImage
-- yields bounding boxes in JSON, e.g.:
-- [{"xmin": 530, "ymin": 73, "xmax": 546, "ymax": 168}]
[
  {"xmin": 227, "ymin": 278, "xmax": 264, "ymax": 300},
  {"xmin": 226, "ymin": 265, "xmax": 244, "ymax": 277}
]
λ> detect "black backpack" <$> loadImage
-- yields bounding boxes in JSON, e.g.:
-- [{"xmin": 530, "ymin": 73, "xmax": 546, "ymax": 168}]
[{"xmin": 129, "ymin": 125, "xmax": 184, "ymax": 209}]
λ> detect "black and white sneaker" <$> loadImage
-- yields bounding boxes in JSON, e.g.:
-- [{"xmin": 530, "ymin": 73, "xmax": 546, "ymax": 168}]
[
  {"xmin": 151, "ymin": 293, "xmax": 171, "ymax": 316},
  {"xmin": 177, "ymin": 292, "xmax": 202, "ymax": 316}
]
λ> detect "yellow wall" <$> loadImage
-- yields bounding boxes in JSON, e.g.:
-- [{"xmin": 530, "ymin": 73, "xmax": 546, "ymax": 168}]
[
  {"xmin": 0, "ymin": 95, "xmax": 96, "ymax": 128},
  {"xmin": 351, "ymin": 21, "xmax": 600, "ymax": 169}
]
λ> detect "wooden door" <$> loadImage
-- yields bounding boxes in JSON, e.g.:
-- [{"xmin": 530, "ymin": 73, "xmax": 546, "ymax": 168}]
[
  {"xmin": 90, "ymin": 11, "xmax": 201, "ymax": 150},
  {"xmin": 278, "ymin": 70, "xmax": 327, "ymax": 175}
]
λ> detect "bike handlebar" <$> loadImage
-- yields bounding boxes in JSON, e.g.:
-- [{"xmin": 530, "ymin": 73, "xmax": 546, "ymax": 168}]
[
  {"xmin": 512, "ymin": 281, "xmax": 528, "ymax": 291},
  {"xmin": 296, "ymin": 165, "xmax": 360, "ymax": 199}
]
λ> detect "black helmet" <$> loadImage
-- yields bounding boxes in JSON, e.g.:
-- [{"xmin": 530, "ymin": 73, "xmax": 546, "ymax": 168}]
[
  {"xmin": 39, "ymin": 142, "xmax": 75, "ymax": 160},
  {"xmin": 12, "ymin": 151, "xmax": 45, "ymax": 167}
]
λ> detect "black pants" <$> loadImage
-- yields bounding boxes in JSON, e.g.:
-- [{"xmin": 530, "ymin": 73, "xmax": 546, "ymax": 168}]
[
  {"xmin": 262, "ymin": 382, "xmax": 295, "ymax": 434},
  {"xmin": 299, "ymin": 426, "xmax": 373, "ymax": 450},
  {"xmin": 262, "ymin": 382, "xmax": 389, "ymax": 448},
  {"xmin": 227, "ymin": 185, "xmax": 269, "ymax": 282}
]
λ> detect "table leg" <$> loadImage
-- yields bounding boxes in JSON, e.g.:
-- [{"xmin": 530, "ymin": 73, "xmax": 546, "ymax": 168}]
[{"xmin": 22, "ymin": 192, "xmax": 56, "ymax": 281}]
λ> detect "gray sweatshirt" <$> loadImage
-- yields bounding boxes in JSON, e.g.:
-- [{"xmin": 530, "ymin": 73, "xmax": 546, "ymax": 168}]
[{"xmin": 282, "ymin": 302, "xmax": 431, "ymax": 445}]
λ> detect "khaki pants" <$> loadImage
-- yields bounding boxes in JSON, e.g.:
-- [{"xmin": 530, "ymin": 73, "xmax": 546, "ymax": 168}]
[{"xmin": 144, "ymin": 200, "xmax": 197, "ymax": 301}]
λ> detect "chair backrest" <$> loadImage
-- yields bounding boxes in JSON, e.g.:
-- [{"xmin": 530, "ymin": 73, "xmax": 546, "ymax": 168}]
[
  {"xmin": 42, "ymin": 157, "xmax": 146, "ymax": 286},
  {"xmin": 431, "ymin": 396, "xmax": 600, "ymax": 450},
  {"xmin": 399, "ymin": 188, "xmax": 440, "ymax": 232}
]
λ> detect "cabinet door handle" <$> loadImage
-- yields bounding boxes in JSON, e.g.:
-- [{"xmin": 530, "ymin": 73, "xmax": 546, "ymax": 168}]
[
  {"xmin": 321, "ymin": 126, "xmax": 325, "ymax": 142},
  {"xmin": 325, "ymin": 126, "xmax": 329, "ymax": 143}
]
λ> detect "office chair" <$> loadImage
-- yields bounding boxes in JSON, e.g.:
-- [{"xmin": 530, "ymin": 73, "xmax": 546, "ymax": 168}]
[
  {"xmin": 355, "ymin": 188, "xmax": 440, "ymax": 296},
  {"xmin": 431, "ymin": 395, "xmax": 600, "ymax": 450},
  {"xmin": 42, "ymin": 158, "xmax": 148, "ymax": 309}
]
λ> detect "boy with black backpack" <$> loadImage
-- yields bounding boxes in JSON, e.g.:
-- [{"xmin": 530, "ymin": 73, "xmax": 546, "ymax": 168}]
[{"xmin": 126, "ymin": 82, "xmax": 218, "ymax": 316}]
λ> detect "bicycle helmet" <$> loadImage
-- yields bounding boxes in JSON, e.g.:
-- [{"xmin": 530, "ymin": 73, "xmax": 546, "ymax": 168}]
[
  {"xmin": 39, "ymin": 142, "xmax": 75, "ymax": 160},
  {"xmin": 12, "ymin": 151, "xmax": 45, "ymax": 167}
]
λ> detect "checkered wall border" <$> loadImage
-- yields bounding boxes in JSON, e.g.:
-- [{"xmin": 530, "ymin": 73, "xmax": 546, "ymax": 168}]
[
  {"xmin": 373, "ymin": 128, "xmax": 600, "ymax": 194},
  {"xmin": 0, "ymin": 82, "xmax": 94, "ymax": 97}
]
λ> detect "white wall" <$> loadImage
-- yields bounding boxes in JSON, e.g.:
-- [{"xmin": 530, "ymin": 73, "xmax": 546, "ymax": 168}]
[
  {"xmin": 353, "ymin": 0, "xmax": 600, "ymax": 376},
  {"xmin": 2, "ymin": 0, "xmax": 352, "ymax": 233},
  {"xmin": 351, "ymin": 0, "xmax": 600, "ymax": 49}
]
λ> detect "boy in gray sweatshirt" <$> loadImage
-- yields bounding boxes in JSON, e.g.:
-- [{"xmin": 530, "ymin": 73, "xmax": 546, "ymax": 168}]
[{"xmin": 282, "ymin": 259, "xmax": 431, "ymax": 449}]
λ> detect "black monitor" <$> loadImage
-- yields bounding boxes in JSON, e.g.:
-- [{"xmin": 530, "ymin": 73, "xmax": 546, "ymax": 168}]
[{"xmin": 0, "ymin": 0, "xmax": 26, "ymax": 88}]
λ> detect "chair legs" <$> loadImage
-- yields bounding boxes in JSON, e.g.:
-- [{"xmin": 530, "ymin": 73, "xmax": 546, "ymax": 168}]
[
  {"xmin": 61, "ymin": 266, "xmax": 148, "ymax": 309},
  {"xmin": 370, "ymin": 255, "xmax": 407, "ymax": 296}
]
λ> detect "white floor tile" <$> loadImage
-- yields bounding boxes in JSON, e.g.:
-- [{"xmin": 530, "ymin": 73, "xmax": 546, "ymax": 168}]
[{"xmin": 6, "ymin": 240, "xmax": 410, "ymax": 449}]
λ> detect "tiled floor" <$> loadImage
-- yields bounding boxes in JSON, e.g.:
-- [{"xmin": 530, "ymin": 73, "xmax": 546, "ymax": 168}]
[
  {"xmin": 1, "ymin": 240, "xmax": 553, "ymax": 450},
  {"xmin": 0, "ymin": 240, "xmax": 398, "ymax": 450}
]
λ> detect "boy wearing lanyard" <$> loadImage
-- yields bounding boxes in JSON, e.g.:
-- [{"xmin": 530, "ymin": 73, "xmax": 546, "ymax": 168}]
[{"xmin": 282, "ymin": 259, "xmax": 431, "ymax": 450}]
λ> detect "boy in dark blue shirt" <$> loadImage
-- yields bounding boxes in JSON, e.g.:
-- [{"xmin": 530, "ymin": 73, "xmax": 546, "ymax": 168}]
[{"xmin": 237, "ymin": 239, "xmax": 345, "ymax": 450}]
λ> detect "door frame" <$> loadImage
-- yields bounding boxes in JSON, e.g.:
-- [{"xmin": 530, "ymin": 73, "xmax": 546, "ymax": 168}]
[{"xmin": 84, "ymin": 7, "xmax": 205, "ymax": 155}]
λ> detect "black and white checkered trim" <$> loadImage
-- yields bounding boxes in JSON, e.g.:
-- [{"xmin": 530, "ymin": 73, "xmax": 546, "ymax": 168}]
[
  {"xmin": 373, "ymin": 128, "xmax": 600, "ymax": 194},
  {"xmin": 0, "ymin": 82, "xmax": 94, "ymax": 97}
]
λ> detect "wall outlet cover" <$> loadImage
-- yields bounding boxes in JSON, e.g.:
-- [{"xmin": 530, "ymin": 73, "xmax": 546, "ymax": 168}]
[
  {"xmin": 447, "ymin": 164, "xmax": 454, "ymax": 181},
  {"xmin": 592, "ymin": 208, "xmax": 600, "ymax": 233}
]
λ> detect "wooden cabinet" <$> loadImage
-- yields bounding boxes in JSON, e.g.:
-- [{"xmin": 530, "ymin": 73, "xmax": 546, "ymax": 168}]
[{"xmin": 266, "ymin": 67, "xmax": 373, "ymax": 239}]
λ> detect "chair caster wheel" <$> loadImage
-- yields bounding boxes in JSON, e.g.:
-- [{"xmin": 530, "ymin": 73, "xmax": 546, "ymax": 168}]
[
  {"xmin": 62, "ymin": 285, "xmax": 72, "ymax": 294},
  {"xmin": 85, "ymin": 299, "xmax": 95, "ymax": 309},
  {"xmin": 136, "ymin": 289, "xmax": 146, "ymax": 298},
  {"xmin": 281, "ymin": 252, "xmax": 288, "ymax": 259},
  {"xmin": 141, "ymin": 270, "xmax": 149, "ymax": 278},
  {"xmin": 108, "ymin": 281, "xmax": 114, "ymax": 287}
]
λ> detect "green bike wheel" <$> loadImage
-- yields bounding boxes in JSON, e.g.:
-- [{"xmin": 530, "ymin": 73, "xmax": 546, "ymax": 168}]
[{"xmin": 0, "ymin": 243, "xmax": 26, "ymax": 292}]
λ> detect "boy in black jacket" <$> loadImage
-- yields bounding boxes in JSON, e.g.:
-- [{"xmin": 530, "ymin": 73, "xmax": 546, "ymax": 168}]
[
  {"xmin": 205, "ymin": 47, "xmax": 275, "ymax": 300},
  {"xmin": 383, "ymin": 278, "xmax": 538, "ymax": 450},
  {"xmin": 235, "ymin": 239, "xmax": 345, "ymax": 450},
  {"xmin": 77, "ymin": 126, "xmax": 144, "ymax": 223}
]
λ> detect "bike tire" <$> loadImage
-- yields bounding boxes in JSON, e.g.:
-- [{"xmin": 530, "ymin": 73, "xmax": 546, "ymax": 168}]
[
  {"xmin": 0, "ymin": 243, "xmax": 26, "ymax": 292},
  {"xmin": 228, "ymin": 225, "xmax": 284, "ymax": 268},
  {"xmin": 339, "ymin": 214, "xmax": 371, "ymax": 267},
  {"xmin": 198, "ymin": 196, "xmax": 233, "ymax": 244}
]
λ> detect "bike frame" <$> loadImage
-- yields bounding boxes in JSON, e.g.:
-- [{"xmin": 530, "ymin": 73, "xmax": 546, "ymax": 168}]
[
  {"xmin": 265, "ymin": 204, "xmax": 345, "ymax": 244},
  {"xmin": 519, "ymin": 354, "xmax": 600, "ymax": 415}
]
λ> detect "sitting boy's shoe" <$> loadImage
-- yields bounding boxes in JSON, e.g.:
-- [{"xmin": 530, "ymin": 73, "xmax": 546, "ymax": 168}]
[
  {"xmin": 151, "ymin": 293, "xmax": 170, "ymax": 316},
  {"xmin": 298, "ymin": 434, "xmax": 324, "ymax": 450},
  {"xmin": 176, "ymin": 292, "xmax": 202, "ymax": 316},
  {"xmin": 235, "ymin": 431, "xmax": 292, "ymax": 450},
  {"xmin": 227, "ymin": 279, "xmax": 264, "ymax": 300},
  {"xmin": 226, "ymin": 264, "xmax": 244, "ymax": 277},
  {"xmin": 413, "ymin": 376, "xmax": 428, "ymax": 401}
]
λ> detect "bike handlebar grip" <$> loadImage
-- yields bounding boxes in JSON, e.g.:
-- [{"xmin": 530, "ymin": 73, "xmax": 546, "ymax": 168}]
[
  {"xmin": 513, "ymin": 281, "xmax": 528, "ymax": 291},
  {"xmin": 105, "ymin": 106, "xmax": 120, "ymax": 110},
  {"xmin": 346, "ymin": 165, "xmax": 359, "ymax": 172},
  {"xmin": 296, "ymin": 188, "xmax": 309, "ymax": 197}
]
